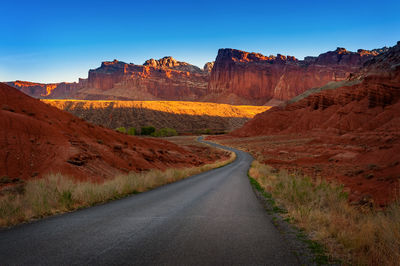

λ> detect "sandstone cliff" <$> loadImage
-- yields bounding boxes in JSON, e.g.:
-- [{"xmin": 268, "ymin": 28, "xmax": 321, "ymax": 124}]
[
  {"xmin": 207, "ymin": 47, "xmax": 385, "ymax": 105},
  {"xmin": 5, "ymin": 80, "xmax": 86, "ymax": 99},
  {"xmin": 79, "ymin": 57, "xmax": 209, "ymax": 101}
]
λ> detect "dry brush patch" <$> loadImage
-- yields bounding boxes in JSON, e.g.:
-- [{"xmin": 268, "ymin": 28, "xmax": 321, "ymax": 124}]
[
  {"xmin": 249, "ymin": 161, "xmax": 400, "ymax": 265},
  {"xmin": 0, "ymin": 151, "xmax": 236, "ymax": 228}
]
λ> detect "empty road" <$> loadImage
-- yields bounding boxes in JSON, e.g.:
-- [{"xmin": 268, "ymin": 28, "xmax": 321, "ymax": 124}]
[{"xmin": 0, "ymin": 138, "xmax": 300, "ymax": 265}]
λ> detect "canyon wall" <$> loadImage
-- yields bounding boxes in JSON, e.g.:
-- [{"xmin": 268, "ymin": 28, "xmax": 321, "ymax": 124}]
[{"xmin": 207, "ymin": 47, "xmax": 385, "ymax": 105}]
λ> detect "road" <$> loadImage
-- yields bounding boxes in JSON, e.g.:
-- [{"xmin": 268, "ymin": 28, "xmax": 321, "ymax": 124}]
[{"xmin": 0, "ymin": 137, "xmax": 300, "ymax": 265}]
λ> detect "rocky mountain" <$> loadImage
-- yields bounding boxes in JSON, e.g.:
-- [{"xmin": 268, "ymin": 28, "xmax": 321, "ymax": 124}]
[{"xmin": 207, "ymin": 47, "xmax": 385, "ymax": 105}]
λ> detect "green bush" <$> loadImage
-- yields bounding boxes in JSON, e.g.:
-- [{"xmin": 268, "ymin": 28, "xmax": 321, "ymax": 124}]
[
  {"xmin": 141, "ymin": 126, "xmax": 155, "ymax": 135},
  {"xmin": 152, "ymin": 128, "xmax": 178, "ymax": 137},
  {"xmin": 127, "ymin": 127, "xmax": 136, "ymax": 136},
  {"xmin": 116, "ymin": 127, "xmax": 126, "ymax": 133}
]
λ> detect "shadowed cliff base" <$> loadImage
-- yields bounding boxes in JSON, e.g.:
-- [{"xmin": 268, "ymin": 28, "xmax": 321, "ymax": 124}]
[{"xmin": 42, "ymin": 100, "xmax": 270, "ymax": 133}]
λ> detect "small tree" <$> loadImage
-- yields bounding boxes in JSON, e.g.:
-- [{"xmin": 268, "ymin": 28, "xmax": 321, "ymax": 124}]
[
  {"xmin": 127, "ymin": 127, "xmax": 136, "ymax": 136},
  {"xmin": 116, "ymin": 127, "xmax": 126, "ymax": 133},
  {"xmin": 152, "ymin": 128, "xmax": 178, "ymax": 137},
  {"xmin": 141, "ymin": 126, "xmax": 155, "ymax": 135}
]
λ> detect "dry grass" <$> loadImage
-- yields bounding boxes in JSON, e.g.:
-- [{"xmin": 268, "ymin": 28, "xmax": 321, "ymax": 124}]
[
  {"xmin": 0, "ymin": 151, "xmax": 235, "ymax": 227},
  {"xmin": 249, "ymin": 161, "xmax": 400, "ymax": 265}
]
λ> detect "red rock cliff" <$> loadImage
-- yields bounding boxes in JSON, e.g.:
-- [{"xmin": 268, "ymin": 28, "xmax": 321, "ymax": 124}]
[
  {"xmin": 6, "ymin": 80, "xmax": 86, "ymax": 99},
  {"xmin": 208, "ymin": 47, "xmax": 384, "ymax": 105},
  {"xmin": 82, "ymin": 57, "xmax": 209, "ymax": 100}
]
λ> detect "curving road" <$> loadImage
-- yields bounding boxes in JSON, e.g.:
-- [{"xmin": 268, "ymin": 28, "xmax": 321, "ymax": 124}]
[{"xmin": 0, "ymin": 137, "xmax": 299, "ymax": 265}]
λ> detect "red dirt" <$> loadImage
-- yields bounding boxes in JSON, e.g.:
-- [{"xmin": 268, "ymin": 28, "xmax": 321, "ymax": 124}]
[{"xmin": 0, "ymin": 83, "xmax": 227, "ymax": 187}]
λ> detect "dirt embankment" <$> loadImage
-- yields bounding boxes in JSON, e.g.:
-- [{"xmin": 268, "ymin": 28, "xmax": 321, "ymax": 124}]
[
  {"xmin": 42, "ymin": 100, "xmax": 270, "ymax": 133},
  {"xmin": 0, "ymin": 83, "xmax": 229, "ymax": 193}
]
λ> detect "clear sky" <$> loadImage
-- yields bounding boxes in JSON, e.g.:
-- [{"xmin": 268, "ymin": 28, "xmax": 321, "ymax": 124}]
[{"xmin": 1, "ymin": 0, "xmax": 399, "ymax": 83}]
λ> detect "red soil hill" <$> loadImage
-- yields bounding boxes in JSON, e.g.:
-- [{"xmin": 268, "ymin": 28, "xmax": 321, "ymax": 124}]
[{"xmin": 0, "ymin": 83, "xmax": 223, "ymax": 185}]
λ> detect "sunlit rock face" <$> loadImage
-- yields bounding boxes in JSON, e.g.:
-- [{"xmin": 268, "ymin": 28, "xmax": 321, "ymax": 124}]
[
  {"xmin": 207, "ymin": 47, "xmax": 385, "ymax": 105},
  {"xmin": 203, "ymin": 62, "xmax": 214, "ymax": 73},
  {"xmin": 82, "ymin": 58, "xmax": 209, "ymax": 100}
]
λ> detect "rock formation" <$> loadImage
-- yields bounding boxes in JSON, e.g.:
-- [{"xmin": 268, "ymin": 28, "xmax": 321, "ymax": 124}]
[
  {"xmin": 207, "ymin": 47, "xmax": 385, "ymax": 105},
  {"xmin": 79, "ymin": 57, "xmax": 209, "ymax": 101},
  {"xmin": 5, "ymin": 80, "xmax": 86, "ymax": 99},
  {"xmin": 203, "ymin": 62, "xmax": 214, "ymax": 73}
]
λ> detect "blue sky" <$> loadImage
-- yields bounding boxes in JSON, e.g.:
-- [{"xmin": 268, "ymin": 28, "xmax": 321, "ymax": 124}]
[{"xmin": 1, "ymin": 0, "xmax": 399, "ymax": 83}]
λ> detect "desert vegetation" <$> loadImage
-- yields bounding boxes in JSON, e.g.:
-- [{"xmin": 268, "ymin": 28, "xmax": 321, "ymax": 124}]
[
  {"xmin": 249, "ymin": 161, "xmax": 400, "ymax": 265},
  {"xmin": 115, "ymin": 127, "xmax": 136, "ymax": 135},
  {"xmin": 140, "ymin": 126, "xmax": 156, "ymax": 135},
  {"xmin": 116, "ymin": 126, "xmax": 178, "ymax": 137},
  {"xmin": 152, "ymin": 128, "xmax": 178, "ymax": 137},
  {"xmin": 0, "ymin": 150, "xmax": 236, "ymax": 227}
]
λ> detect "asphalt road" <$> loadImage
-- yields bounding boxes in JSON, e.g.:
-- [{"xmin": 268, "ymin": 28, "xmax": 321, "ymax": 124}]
[{"xmin": 0, "ymin": 137, "xmax": 300, "ymax": 265}]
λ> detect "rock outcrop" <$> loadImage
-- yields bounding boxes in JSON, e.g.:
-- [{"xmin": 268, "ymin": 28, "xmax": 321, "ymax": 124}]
[
  {"xmin": 78, "ymin": 58, "xmax": 209, "ymax": 100},
  {"xmin": 5, "ymin": 80, "xmax": 86, "ymax": 99},
  {"xmin": 208, "ymin": 47, "xmax": 385, "ymax": 105},
  {"xmin": 203, "ymin": 62, "xmax": 214, "ymax": 73}
]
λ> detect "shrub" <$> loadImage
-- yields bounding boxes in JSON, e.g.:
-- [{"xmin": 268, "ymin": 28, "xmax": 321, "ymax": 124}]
[
  {"xmin": 115, "ymin": 127, "xmax": 126, "ymax": 133},
  {"xmin": 152, "ymin": 128, "xmax": 178, "ymax": 137},
  {"xmin": 127, "ymin": 127, "xmax": 136, "ymax": 136},
  {"xmin": 141, "ymin": 126, "xmax": 155, "ymax": 135}
]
